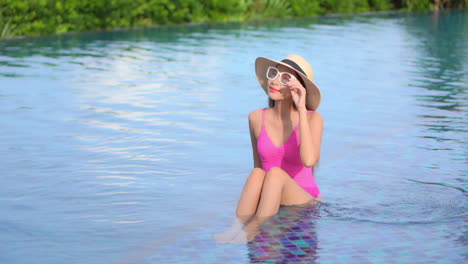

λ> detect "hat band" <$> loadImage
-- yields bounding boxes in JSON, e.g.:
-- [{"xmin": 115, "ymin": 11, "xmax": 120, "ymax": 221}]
[
  {"xmin": 281, "ymin": 59, "xmax": 306, "ymax": 88},
  {"xmin": 281, "ymin": 59, "xmax": 306, "ymax": 76}
]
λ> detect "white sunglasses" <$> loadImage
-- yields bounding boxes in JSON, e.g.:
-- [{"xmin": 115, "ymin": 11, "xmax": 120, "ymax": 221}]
[{"xmin": 266, "ymin": 66, "xmax": 296, "ymax": 85}]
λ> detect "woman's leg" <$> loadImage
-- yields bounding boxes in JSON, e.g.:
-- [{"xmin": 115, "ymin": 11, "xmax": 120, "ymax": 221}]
[
  {"xmin": 233, "ymin": 167, "xmax": 316, "ymax": 243},
  {"xmin": 236, "ymin": 168, "xmax": 267, "ymax": 222},
  {"xmin": 256, "ymin": 167, "xmax": 314, "ymax": 218},
  {"xmin": 215, "ymin": 168, "xmax": 266, "ymax": 244}
]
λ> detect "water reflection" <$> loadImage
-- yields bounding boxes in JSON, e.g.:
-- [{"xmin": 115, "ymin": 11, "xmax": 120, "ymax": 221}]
[
  {"xmin": 401, "ymin": 10, "xmax": 467, "ymax": 194},
  {"xmin": 247, "ymin": 204, "xmax": 320, "ymax": 263},
  {"xmin": 404, "ymin": 10, "xmax": 466, "ymax": 113}
]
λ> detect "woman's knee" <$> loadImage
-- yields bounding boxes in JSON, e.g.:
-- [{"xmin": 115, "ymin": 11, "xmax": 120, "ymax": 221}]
[
  {"xmin": 264, "ymin": 167, "xmax": 287, "ymax": 183},
  {"xmin": 252, "ymin": 167, "xmax": 266, "ymax": 175},
  {"xmin": 248, "ymin": 167, "xmax": 266, "ymax": 181}
]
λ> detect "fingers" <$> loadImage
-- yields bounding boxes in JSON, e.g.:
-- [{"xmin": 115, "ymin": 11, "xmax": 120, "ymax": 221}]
[
  {"xmin": 287, "ymin": 79, "xmax": 306, "ymax": 108},
  {"xmin": 288, "ymin": 82, "xmax": 306, "ymax": 96},
  {"xmin": 287, "ymin": 79, "xmax": 305, "ymax": 91}
]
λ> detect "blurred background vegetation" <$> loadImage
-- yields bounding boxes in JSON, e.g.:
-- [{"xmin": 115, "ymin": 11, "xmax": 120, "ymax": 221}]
[{"xmin": 0, "ymin": 0, "xmax": 466, "ymax": 38}]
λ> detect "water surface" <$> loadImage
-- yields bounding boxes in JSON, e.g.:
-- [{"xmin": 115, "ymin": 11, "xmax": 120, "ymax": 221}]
[{"xmin": 0, "ymin": 10, "xmax": 466, "ymax": 264}]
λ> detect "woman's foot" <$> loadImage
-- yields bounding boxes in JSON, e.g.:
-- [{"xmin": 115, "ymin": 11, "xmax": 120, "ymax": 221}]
[
  {"xmin": 228, "ymin": 225, "xmax": 259, "ymax": 244},
  {"xmin": 214, "ymin": 218, "xmax": 246, "ymax": 244},
  {"xmin": 229, "ymin": 216, "xmax": 269, "ymax": 244}
]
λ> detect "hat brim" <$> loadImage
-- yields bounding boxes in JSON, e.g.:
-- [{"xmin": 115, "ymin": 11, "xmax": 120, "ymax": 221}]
[{"xmin": 255, "ymin": 57, "xmax": 321, "ymax": 111}]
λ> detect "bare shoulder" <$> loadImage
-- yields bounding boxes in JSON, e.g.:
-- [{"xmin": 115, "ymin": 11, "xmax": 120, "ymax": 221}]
[
  {"xmin": 248, "ymin": 109, "xmax": 263, "ymax": 125},
  {"xmin": 307, "ymin": 111, "xmax": 324, "ymax": 125},
  {"xmin": 248, "ymin": 109, "xmax": 264, "ymax": 136}
]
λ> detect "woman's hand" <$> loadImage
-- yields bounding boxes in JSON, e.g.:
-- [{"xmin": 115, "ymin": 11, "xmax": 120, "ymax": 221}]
[{"xmin": 287, "ymin": 78, "xmax": 307, "ymax": 111}]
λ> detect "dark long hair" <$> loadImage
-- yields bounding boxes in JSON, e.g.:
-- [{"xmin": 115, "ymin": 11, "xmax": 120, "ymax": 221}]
[{"xmin": 268, "ymin": 98, "xmax": 275, "ymax": 108}]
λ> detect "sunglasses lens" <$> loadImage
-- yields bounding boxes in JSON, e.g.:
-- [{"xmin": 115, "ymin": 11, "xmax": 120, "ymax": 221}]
[
  {"xmin": 267, "ymin": 67, "xmax": 278, "ymax": 79},
  {"xmin": 281, "ymin": 73, "xmax": 293, "ymax": 84}
]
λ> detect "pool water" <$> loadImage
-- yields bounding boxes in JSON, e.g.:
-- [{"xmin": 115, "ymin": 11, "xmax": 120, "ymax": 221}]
[{"xmin": 0, "ymin": 10, "xmax": 466, "ymax": 264}]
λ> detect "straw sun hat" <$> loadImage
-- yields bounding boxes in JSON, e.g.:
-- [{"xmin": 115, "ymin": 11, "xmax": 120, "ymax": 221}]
[{"xmin": 255, "ymin": 54, "xmax": 321, "ymax": 111}]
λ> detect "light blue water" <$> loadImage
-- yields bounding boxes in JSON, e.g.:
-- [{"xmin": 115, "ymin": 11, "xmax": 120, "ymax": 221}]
[{"xmin": 0, "ymin": 10, "xmax": 466, "ymax": 264}]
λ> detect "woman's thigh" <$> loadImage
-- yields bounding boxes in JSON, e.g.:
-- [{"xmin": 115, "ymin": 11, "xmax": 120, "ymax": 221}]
[
  {"xmin": 241, "ymin": 168, "xmax": 266, "ymax": 197},
  {"xmin": 268, "ymin": 168, "xmax": 315, "ymax": 205},
  {"xmin": 236, "ymin": 168, "xmax": 267, "ymax": 216}
]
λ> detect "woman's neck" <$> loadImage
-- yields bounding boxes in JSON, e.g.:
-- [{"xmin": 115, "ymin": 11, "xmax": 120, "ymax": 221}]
[{"xmin": 272, "ymin": 100, "xmax": 296, "ymax": 120}]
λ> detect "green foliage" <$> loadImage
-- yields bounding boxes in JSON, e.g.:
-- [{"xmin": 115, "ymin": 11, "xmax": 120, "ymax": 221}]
[
  {"xmin": 320, "ymin": 0, "xmax": 371, "ymax": 13},
  {"xmin": 401, "ymin": 0, "xmax": 434, "ymax": 10},
  {"xmin": 249, "ymin": 0, "xmax": 293, "ymax": 18},
  {"xmin": 446, "ymin": 0, "xmax": 468, "ymax": 9},
  {"xmin": 200, "ymin": 0, "xmax": 250, "ymax": 21},
  {"xmin": 0, "ymin": 11, "xmax": 17, "ymax": 38},
  {"xmin": 289, "ymin": 0, "xmax": 323, "ymax": 16},
  {"xmin": 0, "ymin": 0, "xmax": 466, "ymax": 38},
  {"xmin": 368, "ymin": 0, "xmax": 393, "ymax": 10},
  {"xmin": 393, "ymin": 0, "xmax": 468, "ymax": 10}
]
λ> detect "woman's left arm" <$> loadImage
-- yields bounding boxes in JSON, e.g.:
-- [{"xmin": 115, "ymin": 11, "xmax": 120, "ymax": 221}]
[
  {"xmin": 298, "ymin": 109, "xmax": 323, "ymax": 167},
  {"xmin": 288, "ymin": 77, "xmax": 324, "ymax": 167}
]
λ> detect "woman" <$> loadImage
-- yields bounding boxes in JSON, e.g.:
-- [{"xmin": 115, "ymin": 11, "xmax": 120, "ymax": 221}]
[
  {"xmin": 237, "ymin": 54, "xmax": 322, "ymax": 220},
  {"xmin": 217, "ymin": 54, "xmax": 323, "ymax": 243}
]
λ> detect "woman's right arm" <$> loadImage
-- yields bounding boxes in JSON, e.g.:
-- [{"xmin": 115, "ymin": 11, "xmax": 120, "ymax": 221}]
[{"xmin": 249, "ymin": 109, "xmax": 262, "ymax": 169}]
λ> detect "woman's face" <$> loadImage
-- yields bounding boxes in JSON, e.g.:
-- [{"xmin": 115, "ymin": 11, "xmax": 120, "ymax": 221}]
[{"xmin": 267, "ymin": 65, "xmax": 298, "ymax": 101}]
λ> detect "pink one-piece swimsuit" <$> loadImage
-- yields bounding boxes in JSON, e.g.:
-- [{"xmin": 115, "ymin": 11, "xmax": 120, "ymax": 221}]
[{"xmin": 257, "ymin": 108, "xmax": 320, "ymax": 198}]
